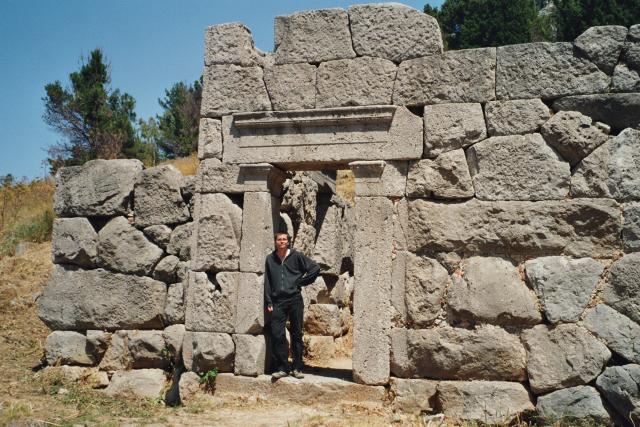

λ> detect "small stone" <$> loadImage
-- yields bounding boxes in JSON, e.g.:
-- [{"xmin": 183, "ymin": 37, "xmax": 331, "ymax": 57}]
[
  {"xmin": 201, "ymin": 65, "xmax": 270, "ymax": 117},
  {"xmin": 330, "ymin": 272, "xmax": 353, "ymax": 308},
  {"xmin": 45, "ymin": 331, "xmax": 94, "ymax": 366},
  {"xmin": 152, "ymin": 255, "xmax": 179, "ymax": 284},
  {"xmin": 423, "ymin": 103, "xmax": 486, "ymax": 158},
  {"xmin": 204, "ymin": 23, "xmax": 264, "ymax": 67},
  {"xmin": 485, "ymin": 99, "xmax": 551, "ymax": 136},
  {"xmin": 404, "ymin": 254, "xmax": 449, "ymax": 328},
  {"xmin": 127, "ymin": 330, "xmax": 167, "ymax": 369},
  {"xmin": 185, "ymin": 331, "xmax": 235, "ymax": 373},
  {"xmin": 99, "ymin": 331, "xmax": 131, "ymax": 371},
  {"xmin": 536, "ymin": 386, "xmax": 612, "ymax": 425},
  {"xmin": 104, "ymin": 369, "xmax": 166, "ymax": 399},
  {"xmin": 574, "ymin": 26, "xmax": 628, "ymax": 74},
  {"xmin": 304, "ymin": 304, "xmax": 342, "ymax": 337},
  {"xmin": 167, "ymin": 222, "xmax": 193, "ymax": 261},
  {"xmin": 143, "ymin": 225, "xmax": 172, "ymax": 249},
  {"xmin": 52, "ymin": 218, "xmax": 98, "ymax": 267},
  {"xmin": 178, "ymin": 371, "xmax": 201, "ymax": 402},
  {"xmin": 302, "ymin": 276, "xmax": 330, "ymax": 308},
  {"xmin": 604, "ymin": 253, "xmax": 640, "ymax": 324},
  {"xmin": 164, "ymin": 282, "xmax": 185, "ymax": 325},
  {"xmin": 233, "ymin": 334, "xmax": 266, "ymax": 376},
  {"xmin": 264, "ymin": 63, "xmax": 316, "ymax": 110},
  {"xmin": 133, "ymin": 165, "xmax": 190, "ymax": 228},
  {"xmin": 583, "ymin": 304, "xmax": 640, "ymax": 363},
  {"xmin": 406, "ymin": 150, "xmax": 474, "ymax": 199},
  {"xmin": 197, "ymin": 118, "xmax": 222, "ymax": 160},
  {"xmin": 390, "ymin": 378, "xmax": 438, "ymax": 414},
  {"xmin": 623, "ymin": 202, "xmax": 640, "ymax": 251},
  {"xmin": 612, "ymin": 63, "xmax": 640, "ymax": 92},
  {"xmin": 163, "ymin": 324, "xmax": 185, "ymax": 363}
]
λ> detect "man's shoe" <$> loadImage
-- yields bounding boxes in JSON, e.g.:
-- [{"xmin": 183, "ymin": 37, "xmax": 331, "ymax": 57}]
[
  {"xmin": 291, "ymin": 369, "xmax": 304, "ymax": 379},
  {"xmin": 271, "ymin": 370, "xmax": 288, "ymax": 380}
]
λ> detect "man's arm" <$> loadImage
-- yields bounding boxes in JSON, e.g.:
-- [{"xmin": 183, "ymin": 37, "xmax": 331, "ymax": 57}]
[
  {"xmin": 264, "ymin": 258, "xmax": 273, "ymax": 311},
  {"xmin": 296, "ymin": 253, "xmax": 320, "ymax": 287}
]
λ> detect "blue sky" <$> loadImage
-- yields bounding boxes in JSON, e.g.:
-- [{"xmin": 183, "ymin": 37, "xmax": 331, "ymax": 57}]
[{"xmin": 0, "ymin": 0, "xmax": 444, "ymax": 179}]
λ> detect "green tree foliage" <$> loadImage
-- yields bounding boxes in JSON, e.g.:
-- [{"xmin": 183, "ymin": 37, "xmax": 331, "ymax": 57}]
[
  {"xmin": 42, "ymin": 49, "xmax": 148, "ymax": 172},
  {"xmin": 156, "ymin": 80, "xmax": 202, "ymax": 159},
  {"xmin": 425, "ymin": 0, "xmax": 539, "ymax": 49},
  {"xmin": 554, "ymin": 0, "xmax": 640, "ymax": 41}
]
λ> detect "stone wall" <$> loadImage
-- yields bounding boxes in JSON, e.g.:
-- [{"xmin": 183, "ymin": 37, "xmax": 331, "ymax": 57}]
[{"xmin": 38, "ymin": 3, "xmax": 640, "ymax": 425}]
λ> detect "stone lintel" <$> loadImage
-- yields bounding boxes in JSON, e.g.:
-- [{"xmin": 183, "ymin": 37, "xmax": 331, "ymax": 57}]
[{"xmin": 238, "ymin": 163, "xmax": 287, "ymax": 197}]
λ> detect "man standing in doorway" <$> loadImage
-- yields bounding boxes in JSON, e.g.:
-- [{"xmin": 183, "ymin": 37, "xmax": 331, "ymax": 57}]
[{"xmin": 264, "ymin": 232, "xmax": 320, "ymax": 380}]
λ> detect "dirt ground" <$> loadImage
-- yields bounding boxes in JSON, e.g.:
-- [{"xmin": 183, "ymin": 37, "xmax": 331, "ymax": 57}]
[{"xmin": 0, "ymin": 243, "xmax": 428, "ymax": 427}]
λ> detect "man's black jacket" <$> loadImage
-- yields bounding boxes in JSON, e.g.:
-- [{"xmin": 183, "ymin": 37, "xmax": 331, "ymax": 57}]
[{"xmin": 264, "ymin": 249, "xmax": 320, "ymax": 307}]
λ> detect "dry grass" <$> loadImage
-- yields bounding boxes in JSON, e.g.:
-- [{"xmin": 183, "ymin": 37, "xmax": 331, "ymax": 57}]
[
  {"xmin": 160, "ymin": 153, "xmax": 199, "ymax": 176},
  {"xmin": 336, "ymin": 170, "xmax": 355, "ymax": 203}
]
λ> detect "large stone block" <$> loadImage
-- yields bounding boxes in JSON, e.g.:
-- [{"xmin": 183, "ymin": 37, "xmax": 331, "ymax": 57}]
[
  {"xmin": 235, "ymin": 272, "xmax": 264, "ymax": 334},
  {"xmin": 104, "ymin": 369, "xmax": 166, "ymax": 399},
  {"xmin": 52, "ymin": 217, "xmax": 98, "ymax": 267},
  {"xmin": 304, "ymin": 304, "xmax": 342, "ymax": 337},
  {"xmin": 449, "ymin": 256, "xmax": 541, "ymax": 326},
  {"xmin": 167, "ymin": 222, "xmax": 193, "ymax": 261},
  {"xmin": 540, "ymin": 110, "xmax": 609, "ymax": 166},
  {"xmin": 184, "ymin": 331, "xmax": 235, "ymax": 373},
  {"xmin": 191, "ymin": 193, "xmax": 241, "ymax": 272},
  {"xmin": 352, "ymin": 196, "xmax": 393, "ymax": 385},
  {"xmin": 522, "ymin": 324, "xmax": 611, "ymax": 394},
  {"xmin": 97, "ymin": 216, "xmax": 163, "ymax": 275},
  {"xmin": 596, "ymin": 364, "xmax": 640, "ymax": 426},
  {"xmin": 274, "ymin": 9, "xmax": 355, "ymax": 64},
  {"xmin": 153, "ymin": 255, "xmax": 179, "ymax": 284},
  {"xmin": 45, "ymin": 331, "xmax": 94, "ymax": 366},
  {"xmin": 496, "ymin": 42, "xmax": 609, "ymax": 100},
  {"xmin": 603, "ymin": 253, "xmax": 640, "ymax": 324},
  {"xmin": 467, "ymin": 133, "xmax": 570, "ymax": 201},
  {"xmin": 552, "ymin": 93, "xmax": 640, "ymax": 130},
  {"xmin": 572, "ymin": 128, "xmax": 640, "ymax": 201},
  {"xmin": 393, "ymin": 48, "xmax": 496, "ymax": 105},
  {"xmin": 204, "ymin": 23, "xmax": 264, "ymax": 67},
  {"xmin": 485, "ymin": 99, "xmax": 551, "ymax": 136},
  {"xmin": 195, "ymin": 158, "xmax": 242, "ymax": 194},
  {"xmin": 263, "ymin": 63, "xmax": 316, "ymax": 111},
  {"xmin": 316, "ymin": 57, "xmax": 396, "ymax": 108},
  {"xmin": 348, "ymin": 3, "xmax": 442, "ymax": 63},
  {"xmin": 625, "ymin": 25, "xmax": 640, "ymax": 69},
  {"xmin": 133, "ymin": 165, "xmax": 189, "ymax": 228},
  {"xmin": 404, "ymin": 253, "xmax": 449, "ymax": 328},
  {"xmin": 390, "ymin": 378, "xmax": 438, "ymax": 414},
  {"xmin": 98, "ymin": 331, "xmax": 131, "ymax": 371},
  {"xmin": 574, "ymin": 25, "xmax": 628, "ymax": 74},
  {"xmin": 163, "ymin": 324, "xmax": 185, "ymax": 363},
  {"xmin": 406, "ymin": 326, "xmax": 527, "ymax": 381},
  {"xmin": 163, "ymin": 280, "xmax": 185, "ymax": 323},
  {"xmin": 423, "ymin": 103, "xmax": 486, "ymax": 158},
  {"xmin": 525, "ymin": 256, "xmax": 603, "ymax": 324},
  {"xmin": 54, "ymin": 159, "xmax": 143, "ymax": 217},
  {"xmin": 390, "ymin": 328, "xmax": 414, "ymax": 378},
  {"xmin": 407, "ymin": 198, "xmax": 621, "ymax": 258},
  {"xmin": 197, "ymin": 118, "xmax": 222, "ymax": 160},
  {"xmin": 406, "ymin": 151, "xmax": 474, "ymax": 199},
  {"xmin": 222, "ymin": 106, "xmax": 423, "ymax": 166},
  {"xmin": 185, "ymin": 271, "xmax": 237, "ymax": 333},
  {"xmin": 38, "ymin": 265, "xmax": 166, "ymax": 330},
  {"xmin": 239, "ymin": 192, "xmax": 279, "ymax": 273},
  {"xmin": 437, "ymin": 381, "xmax": 534, "ymax": 425},
  {"xmin": 201, "ymin": 65, "xmax": 270, "ymax": 117},
  {"xmin": 127, "ymin": 330, "xmax": 167, "ymax": 369},
  {"xmin": 583, "ymin": 304, "xmax": 640, "ymax": 363},
  {"xmin": 536, "ymin": 386, "xmax": 612, "ymax": 425},
  {"xmin": 233, "ymin": 334, "xmax": 266, "ymax": 376},
  {"xmin": 612, "ymin": 63, "xmax": 640, "ymax": 92},
  {"xmin": 349, "ymin": 161, "xmax": 408, "ymax": 197},
  {"xmin": 624, "ymin": 202, "xmax": 640, "ymax": 251}
]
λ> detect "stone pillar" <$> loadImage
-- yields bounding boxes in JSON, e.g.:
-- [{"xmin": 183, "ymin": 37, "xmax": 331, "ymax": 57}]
[{"xmin": 349, "ymin": 161, "xmax": 400, "ymax": 385}]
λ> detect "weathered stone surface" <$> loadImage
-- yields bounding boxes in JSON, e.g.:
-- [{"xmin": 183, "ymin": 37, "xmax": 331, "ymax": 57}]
[
  {"xmin": 404, "ymin": 254, "xmax": 449, "ymax": 328},
  {"xmin": 86, "ymin": 330, "xmax": 109, "ymax": 360},
  {"xmin": 348, "ymin": 3, "xmax": 442, "ymax": 63},
  {"xmin": 104, "ymin": 369, "xmax": 166, "ymax": 399},
  {"xmin": 233, "ymin": 334, "xmax": 266, "ymax": 376},
  {"xmin": 167, "ymin": 222, "xmax": 193, "ymax": 261},
  {"xmin": 312, "ymin": 204, "xmax": 343, "ymax": 275},
  {"xmin": 164, "ymin": 282, "xmax": 184, "ymax": 325},
  {"xmin": 127, "ymin": 330, "xmax": 167, "ymax": 369},
  {"xmin": 264, "ymin": 63, "xmax": 316, "ymax": 110},
  {"xmin": 97, "ymin": 216, "xmax": 163, "ymax": 275},
  {"xmin": 522, "ymin": 324, "xmax": 611, "ymax": 394},
  {"xmin": 201, "ymin": 65, "xmax": 270, "ymax": 117},
  {"xmin": 303, "ymin": 335, "xmax": 336, "ymax": 361},
  {"xmin": 52, "ymin": 218, "xmax": 98, "ymax": 267},
  {"xmin": 423, "ymin": 103, "xmax": 486, "ymax": 158},
  {"xmin": 204, "ymin": 23, "xmax": 264, "ymax": 67},
  {"xmin": 237, "ymin": 163, "xmax": 287, "ymax": 197},
  {"xmin": 390, "ymin": 378, "xmax": 438, "ymax": 414},
  {"xmin": 185, "ymin": 271, "xmax": 237, "ymax": 333},
  {"xmin": 406, "ymin": 326, "xmax": 527, "ymax": 381},
  {"xmin": 349, "ymin": 161, "xmax": 408, "ymax": 197},
  {"xmin": 612, "ymin": 63, "xmax": 640, "ymax": 92},
  {"xmin": 330, "ymin": 272, "xmax": 353, "ymax": 308},
  {"xmin": 316, "ymin": 57, "xmax": 396, "ymax": 108},
  {"xmin": 142, "ymin": 225, "xmax": 172, "ymax": 250},
  {"xmin": 391, "ymin": 252, "xmax": 408, "ymax": 323},
  {"xmin": 163, "ymin": 324, "xmax": 185, "ymax": 363},
  {"xmin": 45, "ymin": 366, "xmax": 109, "ymax": 388},
  {"xmin": 353, "ymin": 196, "xmax": 393, "ymax": 385},
  {"xmin": 191, "ymin": 193, "xmax": 241, "ymax": 272},
  {"xmin": 407, "ymin": 198, "xmax": 621, "ymax": 258},
  {"xmin": 302, "ymin": 276, "xmax": 330, "ymax": 308},
  {"xmin": 184, "ymin": 331, "xmax": 235, "ymax": 373},
  {"xmin": 525, "ymin": 256, "xmax": 602, "ymax": 324},
  {"xmin": 235, "ymin": 272, "xmax": 264, "ymax": 334},
  {"xmin": 449, "ymin": 257, "xmax": 541, "ymax": 326},
  {"xmin": 153, "ymin": 255, "xmax": 179, "ymax": 284},
  {"xmin": 604, "ymin": 253, "xmax": 640, "ymax": 324},
  {"xmin": 38, "ymin": 266, "xmax": 166, "ymax": 330},
  {"xmin": 406, "ymin": 151, "xmax": 474, "ymax": 199},
  {"xmin": 239, "ymin": 192, "xmax": 279, "ymax": 273},
  {"xmin": 45, "ymin": 331, "xmax": 94, "ymax": 366},
  {"xmin": 99, "ymin": 331, "xmax": 131, "ymax": 371},
  {"xmin": 552, "ymin": 93, "xmax": 640, "ymax": 130},
  {"xmin": 195, "ymin": 158, "xmax": 242, "ymax": 193},
  {"xmin": 304, "ymin": 304, "xmax": 342, "ymax": 337},
  {"xmin": 178, "ymin": 371, "xmax": 201, "ymax": 402},
  {"xmin": 54, "ymin": 159, "xmax": 143, "ymax": 217},
  {"xmin": 394, "ymin": 48, "xmax": 496, "ymax": 105},
  {"xmin": 390, "ymin": 328, "xmax": 414, "ymax": 378},
  {"xmin": 574, "ymin": 26, "xmax": 628, "ymax": 74},
  {"xmin": 274, "ymin": 9, "xmax": 355, "ymax": 64},
  {"xmin": 133, "ymin": 165, "xmax": 189, "ymax": 228},
  {"xmin": 583, "ymin": 304, "xmax": 640, "ymax": 363},
  {"xmin": 536, "ymin": 386, "xmax": 612, "ymax": 425},
  {"xmin": 197, "ymin": 118, "xmax": 222, "ymax": 160},
  {"xmin": 596, "ymin": 364, "xmax": 640, "ymax": 425},
  {"xmin": 626, "ymin": 25, "xmax": 640, "ymax": 69},
  {"xmin": 437, "ymin": 381, "xmax": 534, "ymax": 424},
  {"xmin": 572, "ymin": 128, "xmax": 640, "ymax": 201},
  {"xmin": 541, "ymin": 110, "xmax": 609, "ymax": 166},
  {"xmin": 467, "ymin": 133, "xmax": 570, "ymax": 201},
  {"xmin": 222, "ymin": 106, "xmax": 423, "ymax": 166},
  {"xmin": 624, "ymin": 202, "xmax": 640, "ymax": 251},
  {"xmin": 496, "ymin": 43, "xmax": 609, "ymax": 100},
  {"xmin": 485, "ymin": 99, "xmax": 551, "ymax": 136}
]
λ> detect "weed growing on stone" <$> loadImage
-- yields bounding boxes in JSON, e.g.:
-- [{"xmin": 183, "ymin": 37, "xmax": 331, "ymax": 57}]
[{"xmin": 199, "ymin": 368, "xmax": 219, "ymax": 393}]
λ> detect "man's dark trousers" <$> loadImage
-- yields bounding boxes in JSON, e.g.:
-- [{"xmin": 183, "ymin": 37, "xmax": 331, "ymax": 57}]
[{"xmin": 270, "ymin": 293, "xmax": 304, "ymax": 372}]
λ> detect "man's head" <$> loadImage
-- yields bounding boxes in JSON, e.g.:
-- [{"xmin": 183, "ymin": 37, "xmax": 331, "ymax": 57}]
[{"xmin": 274, "ymin": 232, "xmax": 290, "ymax": 251}]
